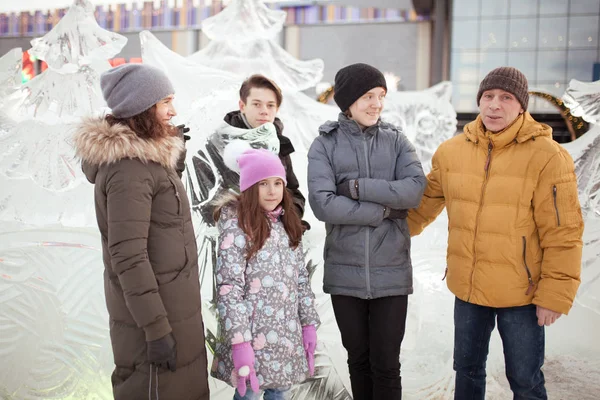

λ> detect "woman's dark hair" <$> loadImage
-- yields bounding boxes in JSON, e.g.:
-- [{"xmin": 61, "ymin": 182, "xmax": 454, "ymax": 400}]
[{"xmin": 105, "ymin": 105, "xmax": 176, "ymax": 139}]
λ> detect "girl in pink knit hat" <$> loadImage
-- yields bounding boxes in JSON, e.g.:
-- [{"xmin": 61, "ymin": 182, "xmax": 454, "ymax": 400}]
[{"xmin": 210, "ymin": 143, "xmax": 320, "ymax": 400}]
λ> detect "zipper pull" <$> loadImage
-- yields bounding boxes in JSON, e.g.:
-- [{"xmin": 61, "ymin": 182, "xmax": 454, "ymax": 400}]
[
  {"xmin": 525, "ymin": 279, "xmax": 535, "ymax": 295},
  {"xmin": 442, "ymin": 267, "xmax": 448, "ymax": 281},
  {"xmin": 484, "ymin": 141, "xmax": 493, "ymax": 171}
]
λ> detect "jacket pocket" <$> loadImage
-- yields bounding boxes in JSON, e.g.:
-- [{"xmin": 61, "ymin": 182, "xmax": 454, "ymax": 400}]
[
  {"xmin": 167, "ymin": 176, "xmax": 182, "ymax": 215},
  {"xmin": 521, "ymin": 236, "xmax": 535, "ymax": 295},
  {"xmin": 552, "ymin": 181, "xmax": 580, "ymax": 227}
]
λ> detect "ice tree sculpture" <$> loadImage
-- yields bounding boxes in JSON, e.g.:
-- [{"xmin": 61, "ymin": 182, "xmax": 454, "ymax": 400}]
[
  {"xmin": 0, "ymin": 48, "xmax": 22, "ymax": 107},
  {"xmin": 0, "ymin": 0, "xmax": 126, "ymax": 223},
  {"xmin": 563, "ymin": 79, "xmax": 600, "ymax": 125},
  {"xmin": 0, "ymin": 1, "xmax": 127, "ymax": 398},
  {"xmin": 6, "ymin": 0, "xmax": 125, "ymax": 122},
  {"xmin": 190, "ymin": 0, "xmax": 323, "ymax": 92}
]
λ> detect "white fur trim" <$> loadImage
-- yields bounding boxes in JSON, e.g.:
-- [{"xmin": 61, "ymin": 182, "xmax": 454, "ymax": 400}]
[{"xmin": 223, "ymin": 140, "xmax": 252, "ymax": 173}]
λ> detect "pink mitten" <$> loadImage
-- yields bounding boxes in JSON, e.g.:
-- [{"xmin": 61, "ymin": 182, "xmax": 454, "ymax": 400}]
[
  {"xmin": 302, "ymin": 325, "xmax": 317, "ymax": 376},
  {"xmin": 231, "ymin": 342, "xmax": 260, "ymax": 396}
]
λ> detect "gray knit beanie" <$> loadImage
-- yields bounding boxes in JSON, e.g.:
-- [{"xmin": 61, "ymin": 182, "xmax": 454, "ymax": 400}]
[
  {"xmin": 333, "ymin": 63, "xmax": 387, "ymax": 112},
  {"xmin": 100, "ymin": 64, "xmax": 175, "ymax": 119},
  {"xmin": 477, "ymin": 67, "xmax": 529, "ymax": 110}
]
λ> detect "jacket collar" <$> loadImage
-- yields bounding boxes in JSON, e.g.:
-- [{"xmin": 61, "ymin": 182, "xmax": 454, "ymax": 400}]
[
  {"xmin": 223, "ymin": 110, "xmax": 293, "ymax": 156},
  {"xmin": 463, "ymin": 112, "xmax": 552, "ymax": 150},
  {"xmin": 337, "ymin": 112, "xmax": 380, "ymax": 137},
  {"xmin": 74, "ymin": 117, "xmax": 184, "ymax": 172},
  {"xmin": 224, "ymin": 110, "xmax": 285, "ymax": 137}
]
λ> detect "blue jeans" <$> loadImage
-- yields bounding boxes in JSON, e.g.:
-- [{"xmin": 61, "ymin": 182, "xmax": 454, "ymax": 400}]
[
  {"xmin": 453, "ymin": 297, "xmax": 547, "ymax": 400},
  {"xmin": 233, "ymin": 388, "xmax": 290, "ymax": 400}
]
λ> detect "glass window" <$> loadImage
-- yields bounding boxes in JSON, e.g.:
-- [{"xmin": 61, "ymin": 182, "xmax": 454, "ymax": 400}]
[
  {"xmin": 537, "ymin": 50, "xmax": 568, "ymax": 82},
  {"xmin": 538, "ymin": 17, "xmax": 568, "ymax": 49},
  {"xmin": 452, "ymin": 20, "xmax": 480, "ymax": 50},
  {"xmin": 452, "ymin": 83, "xmax": 479, "ymax": 113},
  {"xmin": 526, "ymin": 96, "xmax": 540, "ymax": 113},
  {"xmin": 509, "ymin": 0, "xmax": 538, "ymax": 17},
  {"xmin": 452, "ymin": 0, "xmax": 480, "ymax": 18},
  {"xmin": 480, "ymin": 19, "xmax": 509, "ymax": 49},
  {"xmin": 507, "ymin": 51, "xmax": 537, "ymax": 81},
  {"xmin": 539, "ymin": 0, "xmax": 569, "ymax": 15},
  {"xmin": 481, "ymin": 0, "xmax": 509, "ymax": 17},
  {"xmin": 570, "ymin": 0, "xmax": 600, "ymax": 14},
  {"xmin": 509, "ymin": 18, "xmax": 538, "ymax": 49},
  {"xmin": 451, "ymin": 51, "xmax": 480, "ymax": 84},
  {"xmin": 530, "ymin": 82, "xmax": 566, "ymax": 113},
  {"xmin": 479, "ymin": 51, "xmax": 508, "ymax": 80},
  {"xmin": 568, "ymin": 16, "xmax": 599, "ymax": 49},
  {"xmin": 567, "ymin": 49, "xmax": 598, "ymax": 81}
]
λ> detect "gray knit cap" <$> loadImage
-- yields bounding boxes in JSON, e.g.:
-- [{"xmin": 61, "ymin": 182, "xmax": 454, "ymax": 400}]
[
  {"xmin": 477, "ymin": 67, "xmax": 529, "ymax": 110},
  {"xmin": 100, "ymin": 64, "xmax": 175, "ymax": 119}
]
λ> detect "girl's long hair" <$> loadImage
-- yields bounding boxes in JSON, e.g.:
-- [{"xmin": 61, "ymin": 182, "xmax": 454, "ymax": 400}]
[
  {"xmin": 213, "ymin": 184, "xmax": 303, "ymax": 261},
  {"xmin": 105, "ymin": 105, "xmax": 176, "ymax": 139}
]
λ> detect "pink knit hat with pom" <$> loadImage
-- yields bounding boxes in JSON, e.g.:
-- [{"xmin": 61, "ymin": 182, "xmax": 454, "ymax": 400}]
[{"xmin": 223, "ymin": 141, "xmax": 286, "ymax": 192}]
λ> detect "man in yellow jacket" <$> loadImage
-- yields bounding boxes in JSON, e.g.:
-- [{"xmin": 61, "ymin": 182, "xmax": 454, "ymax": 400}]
[{"xmin": 408, "ymin": 66, "xmax": 584, "ymax": 400}]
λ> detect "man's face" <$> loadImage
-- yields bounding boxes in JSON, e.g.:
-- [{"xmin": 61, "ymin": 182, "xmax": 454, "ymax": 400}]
[
  {"xmin": 479, "ymin": 89, "xmax": 524, "ymax": 133},
  {"xmin": 348, "ymin": 87, "xmax": 386, "ymax": 129},
  {"xmin": 239, "ymin": 87, "xmax": 279, "ymax": 128},
  {"xmin": 155, "ymin": 94, "xmax": 177, "ymax": 126},
  {"xmin": 257, "ymin": 177, "xmax": 284, "ymax": 211}
]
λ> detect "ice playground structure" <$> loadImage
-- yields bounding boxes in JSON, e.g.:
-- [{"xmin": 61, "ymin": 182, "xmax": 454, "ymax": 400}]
[{"xmin": 0, "ymin": 0, "xmax": 599, "ymax": 399}]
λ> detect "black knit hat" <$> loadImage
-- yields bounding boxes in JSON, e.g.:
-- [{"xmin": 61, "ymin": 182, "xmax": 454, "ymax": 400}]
[
  {"xmin": 477, "ymin": 67, "xmax": 529, "ymax": 110},
  {"xmin": 333, "ymin": 63, "xmax": 387, "ymax": 112}
]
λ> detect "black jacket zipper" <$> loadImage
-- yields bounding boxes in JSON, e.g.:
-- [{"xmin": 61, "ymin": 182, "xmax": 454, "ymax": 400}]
[
  {"xmin": 521, "ymin": 236, "xmax": 535, "ymax": 295},
  {"xmin": 552, "ymin": 185, "xmax": 560, "ymax": 226}
]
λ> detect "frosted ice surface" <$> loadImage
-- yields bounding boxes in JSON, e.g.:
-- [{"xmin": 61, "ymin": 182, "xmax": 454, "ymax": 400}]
[
  {"xmin": 190, "ymin": 40, "xmax": 324, "ymax": 93},
  {"xmin": 189, "ymin": 0, "xmax": 323, "ymax": 91},
  {"xmin": 8, "ymin": 0, "xmax": 126, "ymax": 122},
  {"xmin": 140, "ymin": 30, "xmax": 240, "ymax": 124},
  {"xmin": 0, "ymin": 48, "xmax": 22, "ymax": 106},
  {"xmin": 28, "ymin": 0, "xmax": 126, "ymax": 71},
  {"xmin": 0, "ymin": 229, "xmax": 113, "ymax": 400},
  {"xmin": 10, "ymin": 64, "xmax": 110, "ymax": 121},
  {"xmin": 201, "ymin": 0, "xmax": 286, "ymax": 42},
  {"xmin": 381, "ymin": 81, "xmax": 458, "ymax": 174},
  {"xmin": 563, "ymin": 79, "xmax": 600, "ymax": 124}
]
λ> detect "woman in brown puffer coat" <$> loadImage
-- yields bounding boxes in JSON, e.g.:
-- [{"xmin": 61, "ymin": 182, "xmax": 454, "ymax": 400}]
[{"xmin": 73, "ymin": 64, "xmax": 209, "ymax": 400}]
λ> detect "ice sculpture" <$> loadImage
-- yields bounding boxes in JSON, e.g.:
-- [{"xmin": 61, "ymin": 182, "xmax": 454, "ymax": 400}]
[
  {"xmin": 563, "ymin": 79, "xmax": 600, "ymax": 125},
  {"xmin": 6, "ymin": 0, "xmax": 125, "ymax": 122},
  {"xmin": 562, "ymin": 81, "xmax": 600, "ymax": 333},
  {"xmin": 190, "ymin": 0, "xmax": 323, "ymax": 91},
  {"xmin": 0, "ymin": 48, "xmax": 22, "ymax": 106},
  {"xmin": 0, "ymin": 1, "xmax": 127, "ymax": 399},
  {"xmin": 381, "ymin": 81, "xmax": 457, "ymax": 174}
]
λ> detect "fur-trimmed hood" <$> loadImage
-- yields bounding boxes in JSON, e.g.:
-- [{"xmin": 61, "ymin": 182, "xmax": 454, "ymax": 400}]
[{"xmin": 74, "ymin": 117, "xmax": 184, "ymax": 183}]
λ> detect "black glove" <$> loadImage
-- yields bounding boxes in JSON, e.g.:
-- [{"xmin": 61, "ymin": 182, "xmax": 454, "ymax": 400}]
[
  {"xmin": 336, "ymin": 180, "xmax": 358, "ymax": 200},
  {"xmin": 147, "ymin": 332, "xmax": 177, "ymax": 372},
  {"xmin": 387, "ymin": 208, "xmax": 408, "ymax": 219},
  {"xmin": 301, "ymin": 220, "xmax": 311, "ymax": 233},
  {"xmin": 176, "ymin": 124, "xmax": 191, "ymax": 141}
]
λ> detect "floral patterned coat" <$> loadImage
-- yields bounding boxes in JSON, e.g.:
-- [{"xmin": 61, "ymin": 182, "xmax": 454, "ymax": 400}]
[{"xmin": 210, "ymin": 204, "xmax": 320, "ymax": 389}]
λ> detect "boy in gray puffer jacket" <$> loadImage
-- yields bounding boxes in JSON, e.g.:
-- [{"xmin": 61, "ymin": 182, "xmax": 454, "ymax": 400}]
[{"xmin": 307, "ymin": 63, "xmax": 426, "ymax": 400}]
